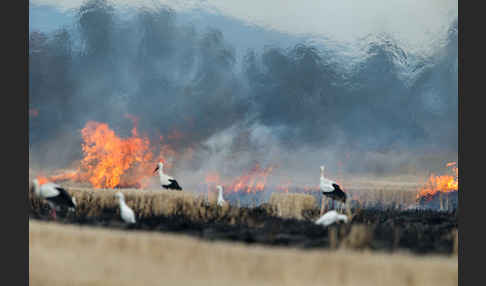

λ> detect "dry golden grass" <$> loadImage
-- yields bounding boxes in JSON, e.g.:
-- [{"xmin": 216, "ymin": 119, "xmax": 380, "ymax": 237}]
[
  {"xmin": 30, "ymin": 186, "xmax": 319, "ymax": 221},
  {"xmin": 339, "ymin": 175, "xmax": 424, "ymax": 209},
  {"xmin": 351, "ymin": 188, "xmax": 418, "ymax": 209},
  {"xmin": 268, "ymin": 193, "xmax": 317, "ymax": 219},
  {"xmin": 29, "ymin": 185, "xmax": 423, "ymax": 226},
  {"xmin": 29, "ymin": 170, "xmax": 428, "ymax": 220},
  {"xmin": 29, "ymin": 220, "xmax": 457, "ymax": 286},
  {"xmin": 29, "ymin": 186, "xmax": 239, "ymax": 223}
]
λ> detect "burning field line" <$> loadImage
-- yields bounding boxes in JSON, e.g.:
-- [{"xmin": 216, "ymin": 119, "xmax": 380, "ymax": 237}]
[
  {"xmin": 29, "ymin": 183, "xmax": 446, "ymax": 225},
  {"xmin": 30, "ymin": 220, "xmax": 458, "ymax": 286},
  {"xmin": 29, "ymin": 185, "xmax": 458, "ymax": 255}
]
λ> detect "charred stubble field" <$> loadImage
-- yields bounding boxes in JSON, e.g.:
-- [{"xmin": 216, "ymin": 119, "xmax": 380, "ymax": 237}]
[{"xmin": 29, "ymin": 188, "xmax": 458, "ymax": 255}]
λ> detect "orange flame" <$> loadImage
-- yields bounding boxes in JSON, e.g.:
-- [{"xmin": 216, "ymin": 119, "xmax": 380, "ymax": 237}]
[
  {"xmin": 277, "ymin": 180, "xmax": 292, "ymax": 193},
  {"xmin": 204, "ymin": 165, "xmax": 274, "ymax": 194},
  {"xmin": 77, "ymin": 120, "xmax": 154, "ymax": 188},
  {"xmin": 36, "ymin": 176, "xmax": 49, "ymax": 185},
  {"xmin": 446, "ymin": 161, "xmax": 457, "ymax": 167},
  {"xmin": 417, "ymin": 162, "xmax": 458, "ymax": 200},
  {"xmin": 227, "ymin": 165, "xmax": 274, "ymax": 193},
  {"xmin": 47, "ymin": 117, "xmax": 178, "ymax": 189}
]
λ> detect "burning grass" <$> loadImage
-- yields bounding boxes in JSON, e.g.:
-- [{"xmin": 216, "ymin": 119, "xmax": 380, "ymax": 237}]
[
  {"xmin": 30, "ymin": 220, "xmax": 458, "ymax": 286},
  {"xmin": 38, "ymin": 117, "xmax": 181, "ymax": 189},
  {"xmin": 416, "ymin": 162, "xmax": 458, "ymax": 201}
]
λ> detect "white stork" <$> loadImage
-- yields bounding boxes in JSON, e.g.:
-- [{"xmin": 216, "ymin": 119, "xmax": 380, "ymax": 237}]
[
  {"xmin": 320, "ymin": 165, "xmax": 347, "ymax": 211},
  {"xmin": 153, "ymin": 162, "xmax": 182, "ymax": 191},
  {"xmin": 31, "ymin": 179, "xmax": 77, "ymax": 220},
  {"xmin": 315, "ymin": 210, "xmax": 348, "ymax": 227},
  {"xmin": 115, "ymin": 192, "xmax": 136, "ymax": 224},
  {"xmin": 217, "ymin": 185, "xmax": 226, "ymax": 207}
]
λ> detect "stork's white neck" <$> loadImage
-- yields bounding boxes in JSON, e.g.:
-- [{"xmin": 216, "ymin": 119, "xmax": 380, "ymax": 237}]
[
  {"xmin": 157, "ymin": 164, "xmax": 165, "ymax": 177},
  {"xmin": 117, "ymin": 195, "xmax": 126, "ymax": 205}
]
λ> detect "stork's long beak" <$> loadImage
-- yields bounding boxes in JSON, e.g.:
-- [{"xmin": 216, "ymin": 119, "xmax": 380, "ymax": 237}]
[{"xmin": 153, "ymin": 166, "xmax": 159, "ymax": 173}]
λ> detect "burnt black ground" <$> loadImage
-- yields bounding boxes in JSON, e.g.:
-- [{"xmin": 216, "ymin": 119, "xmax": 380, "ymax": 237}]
[{"xmin": 29, "ymin": 204, "xmax": 457, "ymax": 255}]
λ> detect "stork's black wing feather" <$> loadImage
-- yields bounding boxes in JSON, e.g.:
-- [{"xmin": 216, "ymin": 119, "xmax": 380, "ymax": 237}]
[
  {"xmin": 162, "ymin": 179, "xmax": 183, "ymax": 191},
  {"xmin": 332, "ymin": 184, "xmax": 342, "ymax": 191},
  {"xmin": 45, "ymin": 187, "xmax": 76, "ymax": 208},
  {"xmin": 322, "ymin": 184, "xmax": 347, "ymax": 202}
]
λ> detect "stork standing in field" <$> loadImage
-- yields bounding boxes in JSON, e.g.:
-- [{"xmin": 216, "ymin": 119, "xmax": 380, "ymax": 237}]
[
  {"xmin": 31, "ymin": 179, "xmax": 77, "ymax": 220},
  {"xmin": 154, "ymin": 162, "xmax": 183, "ymax": 191},
  {"xmin": 315, "ymin": 210, "xmax": 348, "ymax": 227},
  {"xmin": 320, "ymin": 165, "xmax": 347, "ymax": 211},
  {"xmin": 115, "ymin": 192, "xmax": 136, "ymax": 224},
  {"xmin": 217, "ymin": 185, "xmax": 226, "ymax": 207}
]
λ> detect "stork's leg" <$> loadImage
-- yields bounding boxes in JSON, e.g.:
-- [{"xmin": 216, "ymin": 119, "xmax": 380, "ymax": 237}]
[
  {"xmin": 49, "ymin": 208, "xmax": 57, "ymax": 220},
  {"xmin": 47, "ymin": 202, "xmax": 57, "ymax": 221}
]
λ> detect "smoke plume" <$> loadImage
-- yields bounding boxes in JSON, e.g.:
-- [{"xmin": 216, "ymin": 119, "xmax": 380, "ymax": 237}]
[{"xmin": 29, "ymin": 0, "xmax": 457, "ymax": 180}]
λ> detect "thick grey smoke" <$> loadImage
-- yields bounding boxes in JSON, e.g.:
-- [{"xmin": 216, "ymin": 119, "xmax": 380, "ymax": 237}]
[{"xmin": 29, "ymin": 0, "xmax": 457, "ymax": 178}]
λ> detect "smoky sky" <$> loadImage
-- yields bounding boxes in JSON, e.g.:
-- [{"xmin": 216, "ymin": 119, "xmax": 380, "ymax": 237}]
[{"xmin": 29, "ymin": 0, "xmax": 457, "ymax": 174}]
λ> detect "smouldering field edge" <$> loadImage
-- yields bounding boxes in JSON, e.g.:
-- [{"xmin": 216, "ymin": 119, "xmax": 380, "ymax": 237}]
[{"xmin": 29, "ymin": 186, "xmax": 458, "ymax": 255}]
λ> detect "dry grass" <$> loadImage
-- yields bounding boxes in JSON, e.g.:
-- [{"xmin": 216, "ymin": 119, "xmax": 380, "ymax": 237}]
[
  {"xmin": 30, "ymin": 186, "xmax": 321, "ymax": 221},
  {"xmin": 340, "ymin": 176, "xmax": 423, "ymax": 209},
  {"xmin": 29, "ymin": 186, "xmax": 237, "ymax": 222},
  {"xmin": 29, "ymin": 220, "xmax": 457, "ymax": 286},
  {"xmin": 351, "ymin": 188, "xmax": 418, "ymax": 209},
  {"xmin": 268, "ymin": 193, "xmax": 317, "ymax": 219},
  {"xmin": 29, "ymin": 171, "xmax": 427, "ymax": 218}
]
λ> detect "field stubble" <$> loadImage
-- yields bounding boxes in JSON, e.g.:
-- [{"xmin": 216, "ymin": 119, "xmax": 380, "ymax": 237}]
[{"xmin": 30, "ymin": 220, "xmax": 457, "ymax": 286}]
